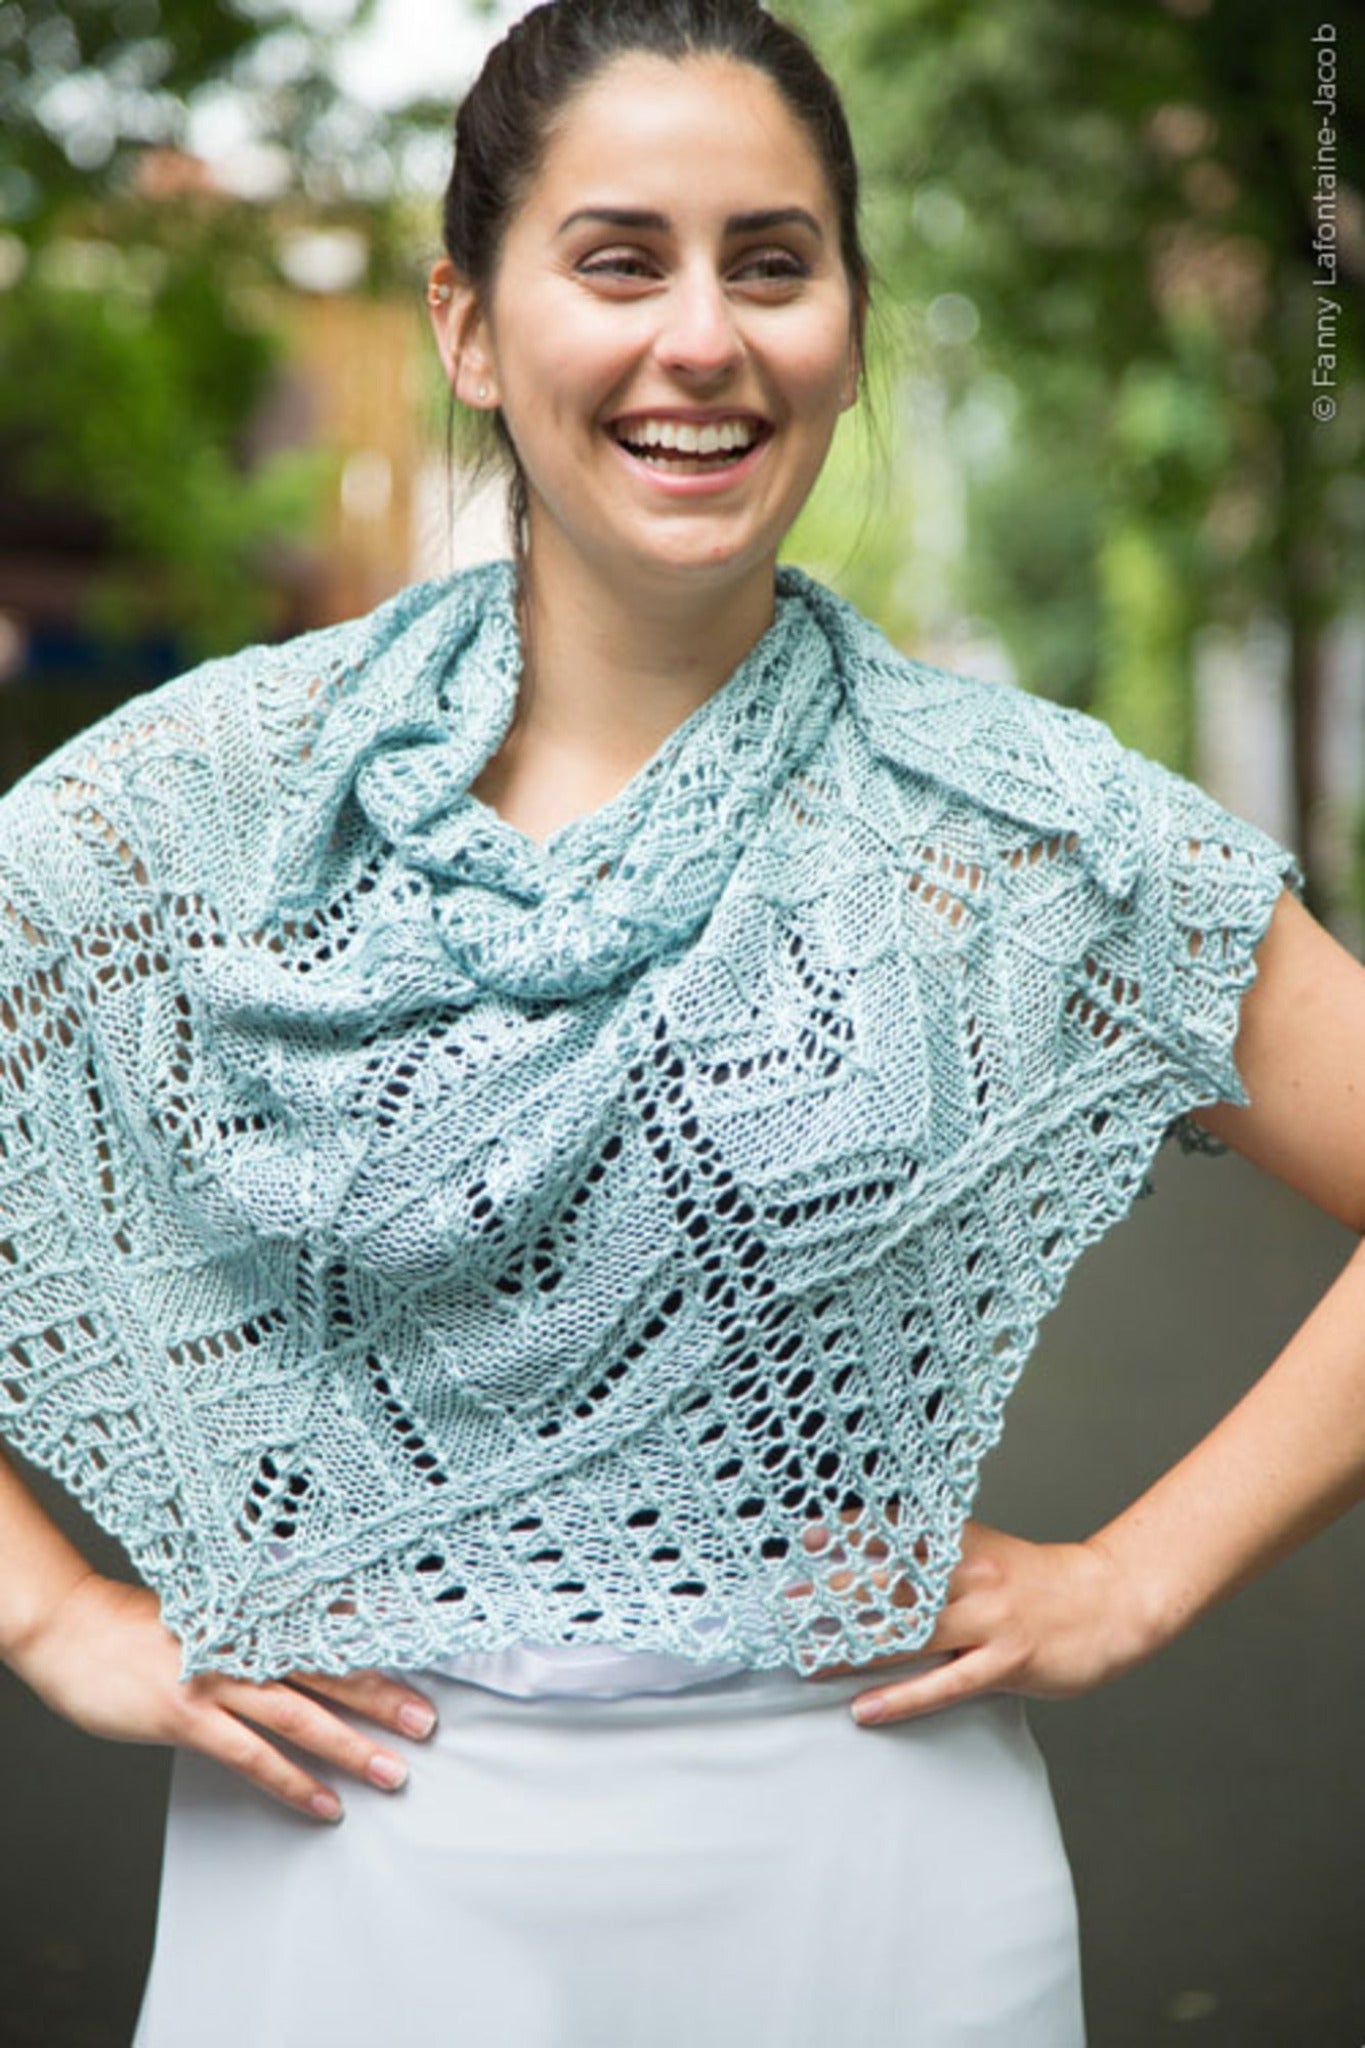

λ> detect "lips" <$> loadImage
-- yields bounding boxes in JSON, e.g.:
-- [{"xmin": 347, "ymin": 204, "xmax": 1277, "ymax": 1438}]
[{"xmin": 605, "ymin": 419, "xmax": 774, "ymax": 496}]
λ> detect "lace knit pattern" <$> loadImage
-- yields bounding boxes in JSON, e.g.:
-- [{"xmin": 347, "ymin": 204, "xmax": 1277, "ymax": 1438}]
[{"xmin": 0, "ymin": 561, "xmax": 1302, "ymax": 1680}]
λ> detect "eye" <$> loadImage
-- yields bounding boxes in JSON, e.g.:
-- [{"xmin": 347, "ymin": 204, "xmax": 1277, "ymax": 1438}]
[
  {"xmin": 577, "ymin": 252, "xmax": 655, "ymax": 279},
  {"xmin": 575, "ymin": 249, "xmax": 811, "ymax": 284},
  {"xmin": 737, "ymin": 252, "xmax": 810, "ymax": 282}
]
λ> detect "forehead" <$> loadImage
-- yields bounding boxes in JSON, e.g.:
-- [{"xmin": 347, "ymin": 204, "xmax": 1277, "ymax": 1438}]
[{"xmin": 520, "ymin": 51, "xmax": 834, "ymax": 224}]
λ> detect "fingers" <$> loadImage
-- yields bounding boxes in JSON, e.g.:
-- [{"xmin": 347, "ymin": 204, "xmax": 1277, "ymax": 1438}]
[
  {"xmin": 805, "ymin": 1644, "xmax": 941, "ymax": 1684},
  {"xmin": 179, "ymin": 1701, "xmax": 354, "ymax": 1822},
  {"xmin": 850, "ymin": 1647, "xmax": 1000, "ymax": 1725},
  {"xmin": 19, "ymin": 1576, "xmax": 442, "ymax": 1826},
  {"xmin": 170, "ymin": 1670, "xmax": 441, "ymax": 1825},
  {"xmin": 791, "ymin": 1497, "xmax": 935, "ymax": 1677},
  {"xmin": 288, "ymin": 1668, "xmax": 439, "ymax": 1742},
  {"xmin": 797, "ymin": 1514, "xmax": 1113, "ymax": 1726},
  {"xmin": 216, "ymin": 1677, "xmax": 421, "ymax": 1805},
  {"xmin": 805, "ymin": 1522, "xmax": 1003, "ymax": 1702}
]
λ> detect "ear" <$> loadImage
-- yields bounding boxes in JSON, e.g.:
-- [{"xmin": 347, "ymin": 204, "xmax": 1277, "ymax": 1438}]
[{"xmin": 426, "ymin": 257, "xmax": 499, "ymax": 411}]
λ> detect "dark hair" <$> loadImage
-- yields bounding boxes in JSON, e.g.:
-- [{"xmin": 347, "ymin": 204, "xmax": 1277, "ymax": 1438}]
[{"xmin": 438, "ymin": 0, "xmax": 881, "ymax": 604}]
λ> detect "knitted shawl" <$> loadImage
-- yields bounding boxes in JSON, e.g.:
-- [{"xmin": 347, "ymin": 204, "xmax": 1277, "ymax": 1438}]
[{"xmin": 0, "ymin": 560, "xmax": 1301, "ymax": 1681}]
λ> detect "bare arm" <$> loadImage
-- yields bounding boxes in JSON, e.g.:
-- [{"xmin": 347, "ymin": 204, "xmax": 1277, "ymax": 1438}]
[
  {"xmin": 1087, "ymin": 891, "xmax": 1365, "ymax": 1647},
  {"xmin": 845, "ymin": 889, "xmax": 1365, "ymax": 1723},
  {"xmin": 0, "ymin": 1443, "xmax": 98, "ymax": 1664}
]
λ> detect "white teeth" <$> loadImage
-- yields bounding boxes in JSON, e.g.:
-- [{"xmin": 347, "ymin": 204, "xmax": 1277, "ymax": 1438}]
[{"xmin": 614, "ymin": 416, "xmax": 762, "ymax": 455}]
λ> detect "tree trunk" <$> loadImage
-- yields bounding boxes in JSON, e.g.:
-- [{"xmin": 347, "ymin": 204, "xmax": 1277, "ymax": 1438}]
[
  {"xmin": 1273, "ymin": 280, "xmax": 1335, "ymax": 922},
  {"xmin": 1284, "ymin": 548, "xmax": 1328, "ymax": 920}
]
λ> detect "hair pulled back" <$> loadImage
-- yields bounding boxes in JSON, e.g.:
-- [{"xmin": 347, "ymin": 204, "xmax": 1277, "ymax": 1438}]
[{"xmin": 440, "ymin": 0, "xmax": 876, "ymax": 597}]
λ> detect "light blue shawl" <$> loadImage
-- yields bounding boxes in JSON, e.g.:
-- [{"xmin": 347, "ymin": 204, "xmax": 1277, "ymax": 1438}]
[{"xmin": 0, "ymin": 560, "xmax": 1301, "ymax": 1678}]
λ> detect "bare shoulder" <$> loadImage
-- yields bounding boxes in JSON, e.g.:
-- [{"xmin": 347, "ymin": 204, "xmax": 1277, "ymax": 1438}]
[{"xmin": 1191, "ymin": 889, "xmax": 1365, "ymax": 1234}]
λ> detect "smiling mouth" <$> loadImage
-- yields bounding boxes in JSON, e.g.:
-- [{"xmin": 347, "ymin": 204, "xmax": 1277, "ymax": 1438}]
[{"xmin": 607, "ymin": 419, "xmax": 774, "ymax": 473}]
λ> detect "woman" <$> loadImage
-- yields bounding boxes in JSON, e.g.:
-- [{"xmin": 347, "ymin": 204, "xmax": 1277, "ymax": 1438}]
[{"xmin": 1, "ymin": 2, "xmax": 1363, "ymax": 2043}]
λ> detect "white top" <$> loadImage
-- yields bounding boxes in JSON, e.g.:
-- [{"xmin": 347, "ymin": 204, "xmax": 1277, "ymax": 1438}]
[{"xmin": 422, "ymin": 1639, "xmax": 751, "ymax": 1699}]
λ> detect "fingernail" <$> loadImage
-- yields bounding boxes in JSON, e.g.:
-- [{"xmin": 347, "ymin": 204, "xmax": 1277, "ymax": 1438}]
[
  {"xmin": 368, "ymin": 1753, "xmax": 408, "ymax": 1790},
  {"xmin": 399, "ymin": 1701, "xmax": 437, "ymax": 1739},
  {"xmin": 311, "ymin": 1790, "xmax": 344, "ymax": 1821},
  {"xmin": 851, "ymin": 1697, "xmax": 887, "ymax": 1725}
]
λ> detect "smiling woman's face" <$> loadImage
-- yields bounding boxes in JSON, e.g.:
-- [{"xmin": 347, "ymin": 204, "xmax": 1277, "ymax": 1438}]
[{"xmin": 430, "ymin": 50, "xmax": 861, "ymax": 598}]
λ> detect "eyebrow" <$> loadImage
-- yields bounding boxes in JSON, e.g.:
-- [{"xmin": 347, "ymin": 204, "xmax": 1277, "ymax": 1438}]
[{"xmin": 555, "ymin": 206, "xmax": 825, "ymax": 240}]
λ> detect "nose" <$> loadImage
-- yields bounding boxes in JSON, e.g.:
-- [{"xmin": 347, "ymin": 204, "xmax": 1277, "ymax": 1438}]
[{"xmin": 653, "ymin": 263, "xmax": 745, "ymax": 381}]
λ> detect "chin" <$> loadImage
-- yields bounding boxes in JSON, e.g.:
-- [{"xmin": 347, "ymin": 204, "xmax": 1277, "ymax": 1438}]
[{"xmin": 615, "ymin": 531, "xmax": 771, "ymax": 580}]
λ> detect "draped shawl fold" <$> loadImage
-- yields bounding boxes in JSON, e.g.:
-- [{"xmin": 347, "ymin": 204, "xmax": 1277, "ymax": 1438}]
[{"xmin": 0, "ymin": 560, "xmax": 1302, "ymax": 1680}]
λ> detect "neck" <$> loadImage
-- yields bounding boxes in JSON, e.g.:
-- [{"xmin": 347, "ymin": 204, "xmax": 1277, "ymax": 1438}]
[{"xmin": 511, "ymin": 527, "xmax": 779, "ymax": 776}]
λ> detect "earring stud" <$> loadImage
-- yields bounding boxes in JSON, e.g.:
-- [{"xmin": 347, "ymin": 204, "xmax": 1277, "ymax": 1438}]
[{"xmin": 428, "ymin": 282, "xmax": 452, "ymax": 305}]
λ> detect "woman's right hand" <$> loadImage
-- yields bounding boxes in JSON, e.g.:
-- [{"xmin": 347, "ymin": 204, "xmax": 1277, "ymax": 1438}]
[{"xmin": 7, "ymin": 1571, "xmax": 439, "ymax": 1824}]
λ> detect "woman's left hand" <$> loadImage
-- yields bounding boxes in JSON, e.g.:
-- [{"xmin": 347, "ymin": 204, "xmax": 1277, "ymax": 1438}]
[{"xmin": 801, "ymin": 1515, "xmax": 1153, "ymax": 1725}]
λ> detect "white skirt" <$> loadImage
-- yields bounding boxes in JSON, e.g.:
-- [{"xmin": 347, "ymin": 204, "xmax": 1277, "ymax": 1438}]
[{"xmin": 132, "ymin": 1652, "xmax": 1085, "ymax": 2048}]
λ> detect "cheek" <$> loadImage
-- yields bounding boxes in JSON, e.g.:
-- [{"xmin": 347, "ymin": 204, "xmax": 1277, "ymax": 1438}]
[
  {"xmin": 518, "ymin": 290, "xmax": 644, "ymax": 400},
  {"xmin": 770, "ymin": 316, "xmax": 857, "ymax": 415}
]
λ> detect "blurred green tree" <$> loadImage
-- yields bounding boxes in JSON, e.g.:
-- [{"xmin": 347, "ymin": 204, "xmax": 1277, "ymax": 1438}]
[
  {"xmin": 0, "ymin": 220, "xmax": 336, "ymax": 656},
  {"xmin": 0, "ymin": 0, "xmax": 397, "ymax": 230},
  {"xmin": 785, "ymin": 0, "xmax": 1364, "ymax": 920},
  {"xmin": 0, "ymin": 0, "xmax": 398, "ymax": 657}
]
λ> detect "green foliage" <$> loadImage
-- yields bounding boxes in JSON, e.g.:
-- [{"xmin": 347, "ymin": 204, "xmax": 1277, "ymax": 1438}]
[
  {"xmin": 785, "ymin": 0, "xmax": 1364, "ymax": 919},
  {"xmin": 1093, "ymin": 521, "xmax": 1194, "ymax": 768},
  {"xmin": 0, "ymin": 229, "xmax": 333, "ymax": 656},
  {"xmin": 0, "ymin": 2, "xmax": 395, "ymax": 660},
  {"xmin": 1, "ymin": 0, "xmax": 259, "ymax": 230},
  {"xmin": 0, "ymin": 0, "xmax": 385, "ymax": 232},
  {"xmin": 781, "ymin": 311, "xmax": 919, "ymax": 642}
]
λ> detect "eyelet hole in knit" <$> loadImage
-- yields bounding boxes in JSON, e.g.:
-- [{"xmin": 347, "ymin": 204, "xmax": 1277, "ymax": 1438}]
[{"xmin": 906, "ymin": 841, "xmax": 987, "ymax": 934}]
